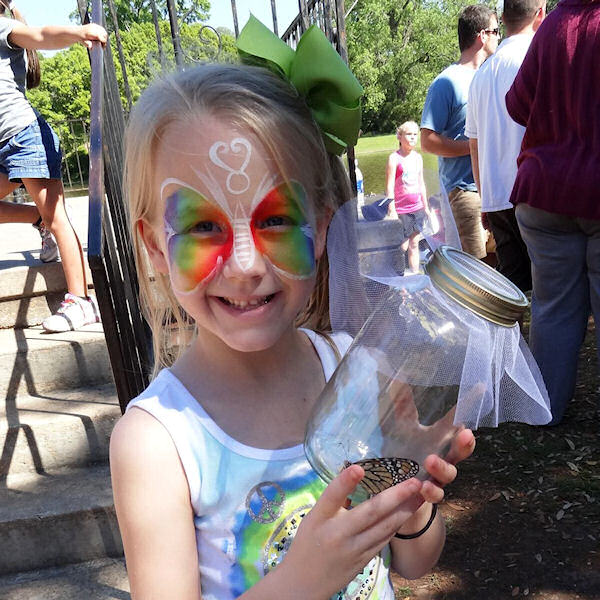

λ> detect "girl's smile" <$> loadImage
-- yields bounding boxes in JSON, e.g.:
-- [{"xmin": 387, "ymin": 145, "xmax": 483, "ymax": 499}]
[{"xmin": 217, "ymin": 293, "xmax": 276, "ymax": 310}]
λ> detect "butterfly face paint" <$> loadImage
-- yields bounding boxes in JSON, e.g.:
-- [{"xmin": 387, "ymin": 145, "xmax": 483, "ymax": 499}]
[
  {"xmin": 251, "ymin": 181, "xmax": 315, "ymax": 278},
  {"xmin": 163, "ymin": 178, "xmax": 315, "ymax": 294},
  {"xmin": 164, "ymin": 186, "xmax": 233, "ymax": 293}
]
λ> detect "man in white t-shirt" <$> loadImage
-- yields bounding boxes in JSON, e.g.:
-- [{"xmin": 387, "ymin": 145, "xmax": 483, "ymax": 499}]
[{"xmin": 465, "ymin": 0, "xmax": 546, "ymax": 292}]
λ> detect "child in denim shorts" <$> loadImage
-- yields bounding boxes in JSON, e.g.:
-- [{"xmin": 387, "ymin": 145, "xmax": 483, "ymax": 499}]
[{"xmin": 0, "ymin": 1, "xmax": 107, "ymax": 332}]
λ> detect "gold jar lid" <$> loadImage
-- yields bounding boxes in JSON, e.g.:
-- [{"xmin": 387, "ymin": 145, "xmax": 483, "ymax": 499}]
[{"xmin": 424, "ymin": 246, "xmax": 528, "ymax": 327}]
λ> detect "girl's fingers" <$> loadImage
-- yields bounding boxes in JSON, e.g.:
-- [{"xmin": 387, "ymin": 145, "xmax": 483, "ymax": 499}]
[
  {"xmin": 347, "ymin": 478, "xmax": 423, "ymax": 535},
  {"xmin": 419, "ymin": 479, "xmax": 446, "ymax": 504},
  {"xmin": 445, "ymin": 428, "xmax": 476, "ymax": 465},
  {"xmin": 313, "ymin": 464, "xmax": 365, "ymax": 519},
  {"xmin": 355, "ymin": 492, "xmax": 426, "ymax": 554},
  {"xmin": 423, "ymin": 454, "xmax": 457, "ymax": 487}
]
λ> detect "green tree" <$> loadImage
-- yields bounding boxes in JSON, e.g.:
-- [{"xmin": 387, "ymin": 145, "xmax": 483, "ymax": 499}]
[
  {"xmin": 73, "ymin": 0, "xmax": 210, "ymax": 30},
  {"xmin": 346, "ymin": 0, "xmax": 487, "ymax": 133},
  {"xmin": 111, "ymin": 19, "xmax": 236, "ymax": 106},
  {"xmin": 28, "ymin": 46, "xmax": 92, "ymax": 123}
]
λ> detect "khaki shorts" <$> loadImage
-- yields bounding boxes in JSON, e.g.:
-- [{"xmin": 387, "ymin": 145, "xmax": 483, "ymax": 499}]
[{"xmin": 448, "ymin": 188, "xmax": 486, "ymax": 259}]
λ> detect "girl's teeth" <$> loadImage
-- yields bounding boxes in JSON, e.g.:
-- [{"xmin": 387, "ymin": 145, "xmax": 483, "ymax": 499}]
[{"xmin": 222, "ymin": 296, "xmax": 271, "ymax": 308}]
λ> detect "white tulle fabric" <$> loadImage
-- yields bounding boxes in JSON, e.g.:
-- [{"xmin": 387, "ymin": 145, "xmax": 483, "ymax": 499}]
[{"xmin": 326, "ymin": 200, "xmax": 551, "ymax": 429}]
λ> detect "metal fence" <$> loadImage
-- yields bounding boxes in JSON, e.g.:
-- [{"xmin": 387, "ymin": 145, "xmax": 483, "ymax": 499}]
[{"xmin": 56, "ymin": 118, "xmax": 90, "ymax": 193}]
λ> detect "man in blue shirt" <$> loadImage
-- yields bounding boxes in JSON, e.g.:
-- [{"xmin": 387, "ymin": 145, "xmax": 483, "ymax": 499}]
[{"xmin": 421, "ymin": 4, "xmax": 499, "ymax": 259}]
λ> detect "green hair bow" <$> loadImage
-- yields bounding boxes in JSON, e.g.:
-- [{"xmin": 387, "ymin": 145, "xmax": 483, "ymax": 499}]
[{"xmin": 237, "ymin": 15, "xmax": 364, "ymax": 156}]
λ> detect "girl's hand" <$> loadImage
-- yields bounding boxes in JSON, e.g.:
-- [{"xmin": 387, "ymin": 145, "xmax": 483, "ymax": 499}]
[
  {"xmin": 79, "ymin": 23, "xmax": 107, "ymax": 48},
  {"xmin": 278, "ymin": 465, "xmax": 425, "ymax": 600},
  {"xmin": 418, "ymin": 427, "xmax": 475, "ymax": 504}
]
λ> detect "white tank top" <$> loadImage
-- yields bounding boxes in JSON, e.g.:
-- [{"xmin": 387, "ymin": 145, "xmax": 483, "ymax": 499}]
[{"xmin": 127, "ymin": 329, "xmax": 395, "ymax": 600}]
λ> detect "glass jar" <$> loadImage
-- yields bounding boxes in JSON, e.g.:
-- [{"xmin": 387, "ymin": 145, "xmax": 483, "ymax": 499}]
[{"xmin": 305, "ymin": 246, "xmax": 549, "ymax": 506}]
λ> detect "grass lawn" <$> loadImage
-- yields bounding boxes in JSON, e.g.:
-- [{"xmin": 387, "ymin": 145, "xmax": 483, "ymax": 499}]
[{"xmin": 355, "ymin": 133, "xmax": 440, "ymax": 200}]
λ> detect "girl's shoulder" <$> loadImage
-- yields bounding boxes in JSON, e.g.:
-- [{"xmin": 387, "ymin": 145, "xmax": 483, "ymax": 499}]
[
  {"xmin": 387, "ymin": 150, "xmax": 400, "ymax": 163},
  {"xmin": 111, "ymin": 369, "xmax": 199, "ymax": 484},
  {"xmin": 110, "ymin": 399, "xmax": 180, "ymax": 487},
  {"xmin": 114, "ymin": 370, "xmax": 181, "ymax": 447}
]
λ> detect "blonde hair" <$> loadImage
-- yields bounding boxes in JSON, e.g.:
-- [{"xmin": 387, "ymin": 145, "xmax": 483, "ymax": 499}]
[
  {"xmin": 397, "ymin": 121, "xmax": 419, "ymax": 136},
  {"xmin": 124, "ymin": 63, "xmax": 352, "ymax": 377}
]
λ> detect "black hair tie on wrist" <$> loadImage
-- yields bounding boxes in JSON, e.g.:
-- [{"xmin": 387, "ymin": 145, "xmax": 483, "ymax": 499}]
[{"xmin": 394, "ymin": 503, "xmax": 438, "ymax": 540}]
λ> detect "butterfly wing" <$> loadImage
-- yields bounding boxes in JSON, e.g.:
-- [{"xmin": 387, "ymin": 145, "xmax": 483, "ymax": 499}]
[{"xmin": 349, "ymin": 457, "xmax": 420, "ymax": 496}]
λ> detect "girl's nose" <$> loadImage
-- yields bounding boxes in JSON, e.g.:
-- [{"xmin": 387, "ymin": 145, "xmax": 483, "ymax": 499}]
[
  {"xmin": 221, "ymin": 219, "xmax": 268, "ymax": 279},
  {"xmin": 222, "ymin": 248, "xmax": 269, "ymax": 279}
]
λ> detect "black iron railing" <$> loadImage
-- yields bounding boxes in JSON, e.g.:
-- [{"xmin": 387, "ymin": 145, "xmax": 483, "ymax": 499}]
[{"xmin": 80, "ymin": 0, "xmax": 152, "ymax": 412}]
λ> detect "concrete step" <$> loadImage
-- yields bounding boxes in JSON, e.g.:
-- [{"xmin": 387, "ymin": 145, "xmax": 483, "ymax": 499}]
[
  {"xmin": 0, "ymin": 289, "xmax": 67, "ymax": 330},
  {"xmin": 1, "ymin": 383, "xmax": 121, "ymax": 478},
  {"xmin": 0, "ymin": 557, "xmax": 129, "ymax": 600},
  {"xmin": 0, "ymin": 263, "xmax": 94, "ymax": 329},
  {"xmin": 0, "ymin": 465, "xmax": 123, "ymax": 575},
  {"xmin": 0, "ymin": 324, "xmax": 113, "ymax": 398}
]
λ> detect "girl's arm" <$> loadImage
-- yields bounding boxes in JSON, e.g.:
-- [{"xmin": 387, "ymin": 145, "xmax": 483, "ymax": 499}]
[
  {"xmin": 389, "ymin": 428, "xmax": 476, "ymax": 578},
  {"xmin": 385, "ymin": 153, "xmax": 399, "ymax": 218},
  {"xmin": 7, "ymin": 20, "xmax": 107, "ymax": 51},
  {"xmin": 385, "ymin": 152, "xmax": 397, "ymax": 200},
  {"xmin": 110, "ymin": 409, "xmax": 201, "ymax": 599}
]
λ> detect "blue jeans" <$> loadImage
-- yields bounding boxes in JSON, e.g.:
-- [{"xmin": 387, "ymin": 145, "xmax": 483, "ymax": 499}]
[
  {"xmin": 516, "ymin": 204, "xmax": 600, "ymax": 424},
  {"xmin": 0, "ymin": 115, "xmax": 62, "ymax": 182}
]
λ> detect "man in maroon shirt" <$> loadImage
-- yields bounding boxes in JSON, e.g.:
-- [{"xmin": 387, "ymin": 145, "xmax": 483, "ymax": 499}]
[{"xmin": 506, "ymin": 0, "xmax": 600, "ymax": 425}]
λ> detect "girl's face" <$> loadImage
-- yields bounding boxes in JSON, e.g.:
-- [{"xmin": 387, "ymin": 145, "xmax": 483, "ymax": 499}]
[
  {"xmin": 398, "ymin": 126, "xmax": 418, "ymax": 152},
  {"xmin": 142, "ymin": 116, "xmax": 327, "ymax": 353}
]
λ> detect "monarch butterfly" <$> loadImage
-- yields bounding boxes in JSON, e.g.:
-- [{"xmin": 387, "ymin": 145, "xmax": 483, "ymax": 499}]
[{"xmin": 343, "ymin": 457, "xmax": 420, "ymax": 496}]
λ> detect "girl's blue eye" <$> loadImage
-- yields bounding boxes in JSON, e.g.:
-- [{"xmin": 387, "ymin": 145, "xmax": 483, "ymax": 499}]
[
  {"xmin": 188, "ymin": 221, "xmax": 223, "ymax": 234},
  {"xmin": 258, "ymin": 215, "xmax": 293, "ymax": 228}
]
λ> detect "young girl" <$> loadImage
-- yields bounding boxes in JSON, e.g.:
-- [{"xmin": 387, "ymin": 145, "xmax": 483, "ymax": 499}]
[
  {"xmin": 386, "ymin": 121, "xmax": 430, "ymax": 275},
  {"xmin": 0, "ymin": 1, "xmax": 106, "ymax": 331},
  {"xmin": 110, "ymin": 57, "xmax": 475, "ymax": 599}
]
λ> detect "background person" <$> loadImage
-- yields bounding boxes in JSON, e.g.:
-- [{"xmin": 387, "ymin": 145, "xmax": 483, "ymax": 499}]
[
  {"xmin": 420, "ymin": 4, "xmax": 499, "ymax": 260},
  {"xmin": 466, "ymin": 0, "xmax": 546, "ymax": 294},
  {"xmin": 506, "ymin": 0, "xmax": 600, "ymax": 424},
  {"xmin": 0, "ymin": 0, "xmax": 106, "ymax": 331},
  {"xmin": 386, "ymin": 120, "xmax": 430, "ymax": 275}
]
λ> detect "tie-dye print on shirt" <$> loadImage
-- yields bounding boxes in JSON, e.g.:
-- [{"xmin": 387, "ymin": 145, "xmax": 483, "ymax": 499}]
[
  {"xmin": 228, "ymin": 469, "xmax": 393, "ymax": 600},
  {"xmin": 126, "ymin": 331, "xmax": 395, "ymax": 600}
]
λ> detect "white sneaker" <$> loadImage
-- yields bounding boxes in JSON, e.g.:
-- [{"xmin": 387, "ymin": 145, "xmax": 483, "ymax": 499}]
[
  {"xmin": 42, "ymin": 293, "xmax": 101, "ymax": 332},
  {"xmin": 33, "ymin": 221, "xmax": 59, "ymax": 263}
]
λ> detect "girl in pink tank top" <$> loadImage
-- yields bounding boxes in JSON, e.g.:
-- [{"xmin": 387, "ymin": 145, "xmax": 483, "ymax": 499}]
[{"xmin": 385, "ymin": 121, "xmax": 430, "ymax": 274}]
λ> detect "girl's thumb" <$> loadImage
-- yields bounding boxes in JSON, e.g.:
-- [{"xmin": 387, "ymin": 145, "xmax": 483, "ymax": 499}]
[{"xmin": 313, "ymin": 464, "xmax": 364, "ymax": 519}]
